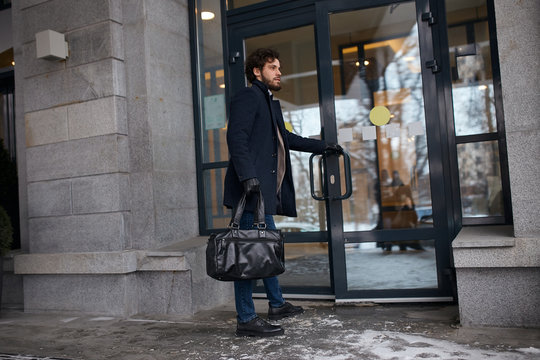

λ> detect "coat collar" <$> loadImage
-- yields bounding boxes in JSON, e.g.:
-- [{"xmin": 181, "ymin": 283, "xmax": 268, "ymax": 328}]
[{"xmin": 251, "ymin": 80, "xmax": 271, "ymax": 97}]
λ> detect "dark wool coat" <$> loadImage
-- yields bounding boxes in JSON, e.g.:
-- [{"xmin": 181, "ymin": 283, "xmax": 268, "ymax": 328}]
[{"xmin": 223, "ymin": 80, "xmax": 327, "ymax": 217}]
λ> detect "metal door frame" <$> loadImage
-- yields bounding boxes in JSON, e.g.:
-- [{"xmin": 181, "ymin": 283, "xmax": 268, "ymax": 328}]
[{"xmin": 225, "ymin": 0, "xmax": 456, "ymax": 301}]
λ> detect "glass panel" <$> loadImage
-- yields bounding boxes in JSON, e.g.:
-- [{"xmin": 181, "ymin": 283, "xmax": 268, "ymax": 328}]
[
  {"xmin": 446, "ymin": 0, "xmax": 496, "ymax": 136},
  {"xmin": 1, "ymin": 92, "xmax": 16, "ymax": 159},
  {"xmin": 330, "ymin": 2, "xmax": 433, "ymax": 232},
  {"xmin": 245, "ymin": 26, "xmax": 326, "ymax": 232},
  {"xmin": 227, "ymin": 0, "xmax": 265, "ymax": 10},
  {"xmin": 457, "ymin": 141, "xmax": 504, "ymax": 217},
  {"xmin": 195, "ymin": 0, "xmax": 228, "ymax": 163},
  {"xmin": 258, "ymin": 243, "xmax": 331, "ymax": 287},
  {"xmin": 346, "ymin": 240, "xmax": 438, "ymax": 290},
  {"xmin": 203, "ymin": 168, "xmax": 231, "ymax": 229}
]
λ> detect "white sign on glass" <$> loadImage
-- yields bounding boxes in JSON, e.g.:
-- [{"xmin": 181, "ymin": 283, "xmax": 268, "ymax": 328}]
[{"xmin": 204, "ymin": 94, "xmax": 226, "ymax": 130}]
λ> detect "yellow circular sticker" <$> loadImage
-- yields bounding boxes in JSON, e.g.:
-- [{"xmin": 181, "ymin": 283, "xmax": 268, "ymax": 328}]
[
  {"xmin": 369, "ymin": 106, "xmax": 391, "ymax": 126},
  {"xmin": 284, "ymin": 121, "xmax": 293, "ymax": 132}
]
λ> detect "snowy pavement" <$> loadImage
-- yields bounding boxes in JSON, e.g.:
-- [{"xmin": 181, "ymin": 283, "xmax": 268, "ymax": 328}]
[{"xmin": 0, "ymin": 302, "xmax": 538, "ymax": 360}]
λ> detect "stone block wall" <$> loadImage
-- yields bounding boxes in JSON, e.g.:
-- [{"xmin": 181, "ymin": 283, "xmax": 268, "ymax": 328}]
[
  {"xmin": 7, "ymin": 0, "xmax": 223, "ymax": 316},
  {"xmin": 14, "ymin": 0, "xmax": 129, "ymax": 255},
  {"xmin": 453, "ymin": 228, "xmax": 540, "ymax": 327}
]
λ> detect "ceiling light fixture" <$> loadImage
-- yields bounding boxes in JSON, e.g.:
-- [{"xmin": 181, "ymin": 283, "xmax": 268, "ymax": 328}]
[{"xmin": 201, "ymin": 11, "xmax": 215, "ymax": 20}]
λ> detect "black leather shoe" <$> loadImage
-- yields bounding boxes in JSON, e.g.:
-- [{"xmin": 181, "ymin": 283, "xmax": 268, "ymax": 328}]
[
  {"xmin": 236, "ymin": 316, "xmax": 284, "ymax": 337},
  {"xmin": 268, "ymin": 301, "xmax": 304, "ymax": 320}
]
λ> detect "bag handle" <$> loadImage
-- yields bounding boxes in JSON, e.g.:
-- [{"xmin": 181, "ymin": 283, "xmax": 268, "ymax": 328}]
[{"xmin": 230, "ymin": 189, "xmax": 266, "ymax": 229}]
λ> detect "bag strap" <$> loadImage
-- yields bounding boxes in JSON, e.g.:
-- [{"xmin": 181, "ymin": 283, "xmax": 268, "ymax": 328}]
[{"xmin": 229, "ymin": 189, "xmax": 266, "ymax": 229}]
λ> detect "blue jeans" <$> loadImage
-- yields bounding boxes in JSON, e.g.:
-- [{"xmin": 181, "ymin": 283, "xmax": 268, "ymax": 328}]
[{"xmin": 234, "ymin": 211, "xmax": 285, "ymax": 323}]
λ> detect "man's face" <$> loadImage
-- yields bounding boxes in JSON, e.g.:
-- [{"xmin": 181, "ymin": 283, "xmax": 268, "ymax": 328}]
[{"xmin": 254, "ymin": 58, "xmax": 282, "ymax": 91}]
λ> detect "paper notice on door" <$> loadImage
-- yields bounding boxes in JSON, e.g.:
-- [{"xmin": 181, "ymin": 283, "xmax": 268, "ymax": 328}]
[
  {"xmin": 204, "ymin": 94, "xmax": 226, "ymax": 130},
  {"xmin": 362, "ymin": 126, "xmax": 377, "ymax": 140},
  {"xmin": 386, "ymin": 123, "xmax": 401, "ymax": 138},
  {"xmin": 407, "ymin": 121, "xmax": 424, "ymax": 136},
  {"xmin": 338, "ymin": 128, "xmax": 354, "ymax": 143}
]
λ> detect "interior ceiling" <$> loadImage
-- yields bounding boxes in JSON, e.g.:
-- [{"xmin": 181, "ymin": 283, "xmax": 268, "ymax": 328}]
[
  {"xmin": 238, "ymin": 0, "xmax": 488, "ymax": 43},
  {"xmin": 0, "ymin": 47, "xmax": 13, "ymax": 68},
  {"xmin": 330, "ymin": 0, "xmax": 487, "ymax": 36},
  {"xmin": 445, "ymin": 0, "xmax": 486, "ymax": 12},
  {"xmin": 232, "ymin": 0, "xmax": 489, "ymax": 64},
  {"xmin": 330, "ymin": 3, "xmax": 416, "ymax": 36}
]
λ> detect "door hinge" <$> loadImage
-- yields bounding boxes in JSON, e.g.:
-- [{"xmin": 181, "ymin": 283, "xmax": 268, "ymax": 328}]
[
  {"xmin": 426, "ymin": 59, "xmax": 440, "ymax": 73},
  {"xmin": 229, "ymin": 51, "xmax": 240, "ymax": 64},
  {"xmin": 422, "ymin": 12, "xmax": 437, "ymax": 25}
]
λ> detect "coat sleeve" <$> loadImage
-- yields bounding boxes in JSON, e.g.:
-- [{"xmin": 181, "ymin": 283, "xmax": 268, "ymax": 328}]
[
  {"xmin": 227, "ymin": 88, "xmax": 259, "ymax": 182},
  {"xmin": 286, "ymin": 131, "xmax": 327, "ymax": 154}
]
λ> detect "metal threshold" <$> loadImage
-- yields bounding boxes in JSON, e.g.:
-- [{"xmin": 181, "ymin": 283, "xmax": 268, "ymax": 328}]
[
  {"xmin": 254, "ymin": 293, "xmax": 453, "ymax": 303},
  {"xmin": 336, "ymin": 297, "xmax": 454, "ymax": 304},
  {"xmin": 253, "ymin": 293, "xmax": 335, "ymax": 300}
]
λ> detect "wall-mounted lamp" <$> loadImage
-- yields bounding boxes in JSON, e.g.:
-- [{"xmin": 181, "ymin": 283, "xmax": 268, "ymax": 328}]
[{"xmin": 36, "ymin": 30, "xmax": 69, "ymax": 60}]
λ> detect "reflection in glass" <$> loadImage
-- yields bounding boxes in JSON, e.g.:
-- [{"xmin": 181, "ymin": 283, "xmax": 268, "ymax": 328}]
[
  {"xmin": 346, "ymin": 241, "xmax": 438, "ymax": 290},
  {"xmin": 203, "ymin": 168, "xmax": 231, "ymax": 229},
  {"xmin": 457, "ymin": 141, "xmax": 504, "ymax": 217},
  {"xmin": 195, "ymin": 0, "xmax": 230, "ymax": 230},
  {"xmin": 260, "ymin": 243, "xmax": 331, "ymax": 288},
  {"xmin": 446, "ymin": 0, "xmax": 506, "ymax": 222},
  {"xmin": 195, "ymin": 0, "xmax": 227, "ymax": 164},
  {"xmin": 245, "ymin": 26, "xmax": 326, "ymax": 232},
  {"xmin": 330, "ymin": 2, "xmax": 433, "ymax": 232},
  {"xmin": 446, "ymin": 1, "xmax": 496, "ymax": 136}
]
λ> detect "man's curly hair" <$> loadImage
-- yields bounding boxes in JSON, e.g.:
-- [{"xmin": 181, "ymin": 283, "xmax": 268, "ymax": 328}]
[{"xmin": 245, "ymin": 48, "xmax": 280, "ymax": 83}]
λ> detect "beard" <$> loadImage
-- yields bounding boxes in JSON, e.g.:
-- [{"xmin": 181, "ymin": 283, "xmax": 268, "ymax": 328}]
[{"xmin": 261, "ymin": 73, "xmax": 281, "ymax": 91}]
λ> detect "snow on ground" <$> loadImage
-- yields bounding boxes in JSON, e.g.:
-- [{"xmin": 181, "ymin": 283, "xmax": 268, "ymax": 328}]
[
  {"xmin": 215, "ymin": 329, "xmax": 538, "ymax": 360},
  {"xmin": 210, "ymin": 314, "xmax": 539, "ymax": 360}
]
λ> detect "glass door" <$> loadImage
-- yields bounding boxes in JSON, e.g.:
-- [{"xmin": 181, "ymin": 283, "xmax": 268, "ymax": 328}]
[
  {"xmin": 226, "ymin": 0, "xmax": 454, "ymax": 301},
  {"xmin": 323, "ymin": 2, "xmax": 442, "ymax": 300},
  {"xmin": 228, "ymin": 16, "xmax": 335, "ymax": 295}
]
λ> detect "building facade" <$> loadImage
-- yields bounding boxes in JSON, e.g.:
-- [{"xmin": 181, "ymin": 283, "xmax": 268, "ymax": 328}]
[{"xmin": 1, "ymin": 0, "xmax": 538, "ymax": 327}]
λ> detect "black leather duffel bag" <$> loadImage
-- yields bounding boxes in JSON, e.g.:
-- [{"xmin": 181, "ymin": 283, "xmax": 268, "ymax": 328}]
[{"xmin": 206, "ymin": 189, "xmax": 285, "ymax": 281}]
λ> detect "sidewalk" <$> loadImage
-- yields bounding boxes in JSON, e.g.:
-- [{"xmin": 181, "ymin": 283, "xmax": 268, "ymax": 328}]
[{"xmin": 0, "ymin": 301, "xmax": 539, "ymax": 359}]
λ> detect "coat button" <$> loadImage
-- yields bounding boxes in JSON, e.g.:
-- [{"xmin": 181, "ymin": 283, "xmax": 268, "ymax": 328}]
[
  {"xmin": 271, "ymin": 170, "xmax": 276, "ymax": 174},
  {"xmin": 272, "ymin": 153, "xmax": 277, "ymax": 157}
]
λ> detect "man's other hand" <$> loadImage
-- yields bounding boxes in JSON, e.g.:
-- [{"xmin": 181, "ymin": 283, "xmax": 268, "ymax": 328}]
[{"xmin": 242, "ymin": 178, "xmax": 260, "ymax": 194}]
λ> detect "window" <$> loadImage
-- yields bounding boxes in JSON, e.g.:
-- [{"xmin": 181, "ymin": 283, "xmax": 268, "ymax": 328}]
[
  {"xmin": 445, "ymin": 0, "xmax": 510, "ymax": 225},
  {"xmin": 191, "ymin": 0, "xmax": 230, "ymax": 232}
]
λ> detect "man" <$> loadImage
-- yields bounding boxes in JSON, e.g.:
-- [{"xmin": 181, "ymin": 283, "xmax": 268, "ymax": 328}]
[{"xmin": 224, "ymin": 48, "xmax": 341, "ymax": 337}]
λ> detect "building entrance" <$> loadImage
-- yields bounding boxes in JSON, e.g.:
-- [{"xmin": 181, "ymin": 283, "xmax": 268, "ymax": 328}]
[{"xmin": 227, "ymin": 0, "xmax": 455, "ymax": 302}]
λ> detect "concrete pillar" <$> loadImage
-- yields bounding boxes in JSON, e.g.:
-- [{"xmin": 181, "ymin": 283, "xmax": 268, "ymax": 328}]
[
  {"xmin": 494, "ymin": 0, "xmax": 540, "ymax": 239},
  {"xmin": 122, "ymin": 0, "xmax": 198, "ymax": 250}
]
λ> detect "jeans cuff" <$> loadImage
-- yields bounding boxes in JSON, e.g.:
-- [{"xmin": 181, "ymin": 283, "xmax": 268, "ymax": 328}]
[{"xmin": 238, "ymin": 314, "xmax": 258, "ymax": 324}]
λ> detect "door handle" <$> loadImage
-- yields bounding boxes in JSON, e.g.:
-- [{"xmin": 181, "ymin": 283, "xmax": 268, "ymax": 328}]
[
  {"xmin": 309, "ymin": 153, "xmax": 327, "ymax": 201},
  {"xmin": 309, "ymin": 149, "xmax": 353, "ymax": 201},
  {"xmin": 331, "ymin": 150, "xmax": 353, "ymax": 200}
]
